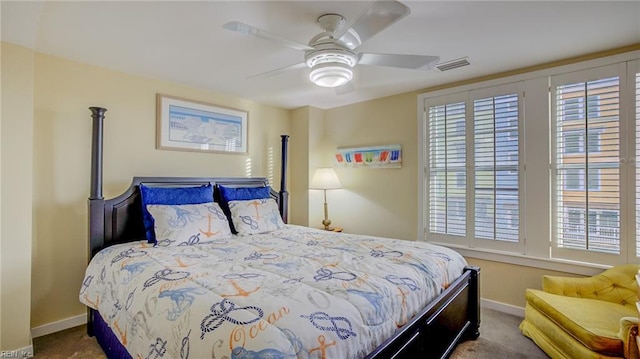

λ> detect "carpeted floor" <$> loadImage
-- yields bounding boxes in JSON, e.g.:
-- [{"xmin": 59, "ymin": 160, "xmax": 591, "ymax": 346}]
[
  {"xmin": 32, "ymin": 307, "xmax": 549, "ymax": 358},
  {"xmin": 451, "ymin": 308, "xmax": 549, "ymax": 359}
]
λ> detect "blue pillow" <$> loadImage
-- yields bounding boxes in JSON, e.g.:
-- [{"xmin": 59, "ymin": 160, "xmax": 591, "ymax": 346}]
[
  {"xmin": 139, "ymin": 183, "xmax": 214, "ymax": 243},
  {"xmin": 218, "ymin": 185, "xmax": 271, "ymax": 201}
]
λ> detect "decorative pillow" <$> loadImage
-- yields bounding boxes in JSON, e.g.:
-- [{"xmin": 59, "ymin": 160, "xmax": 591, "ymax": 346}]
[
  {"xmin": 228, "ymin": 198, "xmax": 285, "ymax": 235},
  {"xmin": 217, "ymin": 185, "xmax": 273, "ymax": 234},
  {"xmin": 218, "ymin": 184, "xmax": 272, "ymax": 202},
  {"xmin": 147, "ymin": 202, "xmax": 231, "ymax": 246},
  {"xmin": 140, "ymin": 183, "xmax": 214, "ymax": 243}
]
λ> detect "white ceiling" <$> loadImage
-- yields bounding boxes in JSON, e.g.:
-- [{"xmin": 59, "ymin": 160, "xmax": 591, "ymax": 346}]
[{"xmin": 2, "ymin": 1, "xmax": 639, "ymax": 110}]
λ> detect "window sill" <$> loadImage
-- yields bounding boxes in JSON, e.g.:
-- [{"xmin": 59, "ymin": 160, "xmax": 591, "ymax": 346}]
[{"xmin": 429, "ymin": 241, "xmax": 609, "ymax": 276}]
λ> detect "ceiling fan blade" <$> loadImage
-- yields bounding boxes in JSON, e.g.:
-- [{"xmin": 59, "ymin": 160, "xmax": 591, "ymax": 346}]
[
  {"xmin": 247, "ymin": 62, "xmax": 307, "ymax": 80},
  {"xmin": 359, "ymin": 53, "xmax": 440, "ymax": 70},
  {"xmin": 335, "ymin": 81, "xmax": 355, "ymax": 95},
  {"xmin": 337, "ymin": 0, "xmax": 410, "ymax": 50},
  {"xmin": 223, "ymin": 21, "xmax": 314, "ymax": 52}
]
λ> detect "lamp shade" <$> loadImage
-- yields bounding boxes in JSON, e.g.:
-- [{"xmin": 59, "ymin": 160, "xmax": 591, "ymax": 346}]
[{"xmin": 310, "ymin": 167, "xmax": 341, "ymax": 190}]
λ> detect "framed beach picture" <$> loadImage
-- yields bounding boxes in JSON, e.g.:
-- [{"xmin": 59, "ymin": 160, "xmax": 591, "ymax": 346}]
[
  {"xmin": 335, "ymin": 144, "xmax": 402, "ymax": 168},
  {"xmin": 156, "ymin": 94, "xmax": 248, "ymax": 154}
]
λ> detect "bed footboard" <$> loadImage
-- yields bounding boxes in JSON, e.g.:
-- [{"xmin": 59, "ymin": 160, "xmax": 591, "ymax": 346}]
[{"xmin": 366, "ymin": 266, "xmax": 480, "ymax": 359}]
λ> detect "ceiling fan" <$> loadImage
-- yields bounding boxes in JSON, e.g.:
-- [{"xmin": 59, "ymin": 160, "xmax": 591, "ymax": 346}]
[{"xmin": 222, "ymin": 0, "xmax": 440, "ymax": 92}]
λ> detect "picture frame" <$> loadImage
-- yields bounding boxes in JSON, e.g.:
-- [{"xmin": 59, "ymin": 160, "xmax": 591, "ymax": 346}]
[
  {"xmin": 156, "ymin": 94, "xmax": 248, "ymax": 154},
  {"xmin": 335, "ymin": 144, "xmax": 402, "ymax": 168}
]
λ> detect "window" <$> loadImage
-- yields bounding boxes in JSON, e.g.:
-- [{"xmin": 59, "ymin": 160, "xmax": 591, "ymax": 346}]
[
  {"xmin": 424, "ymin": 84, "xmax": 522, "ymax": 250},
  {"xmin": 588, "ymin": 131, "xmax": 601, "ymax": 153},
  {"xmin": 563, "ymin": 130, "xmax": 602, "ymax": 154},
  {"xmin": 564, "ymin": 169, "xmax": 581, "ymax": 190},
  {"xmin": 553, "ymin": 72, "xmax": 621, "ymax": 258},
  {"xmin": 560, "ymin": 208, "xmax": 620, "ymax": 252},
  {"xmin": 562, "ymin": 168, "xmax": 600, "ymax": 191},
  {"xmin": 474, "ymin": 93, "xmax": 520, "ymax": 242},
  {"xmin": 564, "ymin": 132, "xmax": 582, "ymax": 154},
  {"xmin": 559, "ymin": 95, "xmax": 601, "ymax": 121},
  {"xmin": 428, "ymin": 101, "xmax": 466, "ymax": 237},
  {"xmin": 419, "ymin": 54, "xmax": 639, "ymax": 267}
]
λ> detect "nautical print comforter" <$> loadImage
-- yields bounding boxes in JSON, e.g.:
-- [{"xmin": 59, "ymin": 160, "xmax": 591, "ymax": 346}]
[{"xmin": 80, "ymin": 225, "xmax": 468, "ymax": 359}]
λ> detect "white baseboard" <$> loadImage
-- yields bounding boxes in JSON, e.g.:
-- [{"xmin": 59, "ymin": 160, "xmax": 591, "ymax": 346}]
[
  {"xmin": 481, "ymin": 298, "xmax": 525, "ymax": 317},
  {"xmin": 1, "ymin": 344, "xmax": 33, "ymax": 358},
  {"xmin": 31, "ymin": 314, "xmax": 86, "ymax": 338}
]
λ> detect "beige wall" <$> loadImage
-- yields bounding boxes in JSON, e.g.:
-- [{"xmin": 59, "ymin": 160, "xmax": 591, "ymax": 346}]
[
  {"xmin": 289, "ymin": 105, "xmax": 329, "ymax": 229},
  {"xmin": 289, "ymin": 107, "xmax": 310, "ymax": 226},
  {"xmin": 306, "ymin": 107, "xmax": 331, "ymax": 229},
  {"xmin": 1, "ymin": 42, "xmax": 34, "ymax": 351},
  {"xmin": 320, "ymin": 92, "xmax": 419, "ymax": 240},
  {"xmin": 466, "ymin": 259, "xmax": 580, "ymax": 307},
  {"xmin": 29, "ymin": 50, "xmax": 290, "ymax": 327}
]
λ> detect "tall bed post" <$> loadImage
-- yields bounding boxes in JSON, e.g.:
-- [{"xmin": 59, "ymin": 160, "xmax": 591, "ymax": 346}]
[
  {"xmin": 88, "ymin": 106, "xmax": 107, "ymax": 256},
  {"xmin": 279, "ymin": 135, "xmax": 289, "ymax": 223},
  {"xmin": 87, "ymin": 106, "xmax": 106, "ymax": 336},
  {"xmin": 89, "ymin": 107, "xmax": 106, "ymax": 201}
]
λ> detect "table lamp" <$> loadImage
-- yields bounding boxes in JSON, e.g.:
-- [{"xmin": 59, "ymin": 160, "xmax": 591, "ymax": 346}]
[{"xmin": 310, "ymin": 167, "xmax": 341, "ymax": 230}]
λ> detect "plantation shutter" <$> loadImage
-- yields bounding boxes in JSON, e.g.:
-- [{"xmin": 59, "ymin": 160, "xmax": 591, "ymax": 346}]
[
  {"xmin": 473, "ymin": 94, "xmax": 520, "ymax": 242},
  {"xmin": 428, "ymin": 101, "xmax": 466, "ymax": 236},
  {"xmin": 554, "ymin": 75, "xmax": 620, "ymax": 254}
]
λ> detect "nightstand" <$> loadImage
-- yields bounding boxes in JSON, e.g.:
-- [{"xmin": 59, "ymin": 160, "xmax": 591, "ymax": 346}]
[{"xmin": 321, "ymin": 227, "xmax": 343, "ymax": 233}]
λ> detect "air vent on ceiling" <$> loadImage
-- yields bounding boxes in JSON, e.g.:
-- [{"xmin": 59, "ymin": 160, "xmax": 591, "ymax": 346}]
[{"xmin": 436, "ymin": 58, "xmax": 470, "ymax": 72}]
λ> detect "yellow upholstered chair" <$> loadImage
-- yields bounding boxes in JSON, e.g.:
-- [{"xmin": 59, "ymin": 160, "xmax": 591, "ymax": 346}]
[{"xmin": 520, "ymin": 264, "xmax": 640, "ymax": 359}]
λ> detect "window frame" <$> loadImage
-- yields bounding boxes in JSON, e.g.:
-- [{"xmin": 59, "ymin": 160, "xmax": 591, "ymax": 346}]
[
  {"xmin": 469, "ymin": 84, "xmax": 523, "ymax": 251},
  {"xmin": 423, "ymin": 92, "xmax": 469, "ymax": 245},
  {"xmin": 417, "ymin": 51, "xmax": 640, "ymax": 271},
  {"xmin": 422, "ymin": 83, "xmax": 524, "ymax": 252},
  {"xmin": 630, "ymin": 59, "xmax": 640, "ymax": 259},
  {"xmin": 550, "ymin": 63, "xmax": 628, "ymax": 265}
]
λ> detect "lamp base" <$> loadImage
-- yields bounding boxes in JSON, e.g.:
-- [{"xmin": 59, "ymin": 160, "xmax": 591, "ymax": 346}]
[{"xmin": 322, "ymin": 218, "xmax": 332, "ymax": 231}]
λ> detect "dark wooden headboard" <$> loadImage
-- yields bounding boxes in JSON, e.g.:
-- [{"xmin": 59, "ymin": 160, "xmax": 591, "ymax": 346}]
[{"xmin": 87, "ymin": 107, "xmax": 290, "ymax": 258}]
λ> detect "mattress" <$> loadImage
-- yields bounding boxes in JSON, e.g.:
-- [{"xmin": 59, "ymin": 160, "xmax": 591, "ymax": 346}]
[{"xmin": 80, "ymin": 225, "xmax": 467, "ymax": 359}]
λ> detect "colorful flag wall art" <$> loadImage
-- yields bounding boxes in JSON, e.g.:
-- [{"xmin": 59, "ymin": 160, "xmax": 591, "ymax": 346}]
[{"xmin": 335, "ymin": 145, "xmax": 402, "ymax": 168}]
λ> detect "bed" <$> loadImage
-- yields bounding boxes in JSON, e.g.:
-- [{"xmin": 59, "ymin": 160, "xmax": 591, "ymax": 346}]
[{"xmin": 82, "ymin": 106, "xmax": 480, "ymax": 359}]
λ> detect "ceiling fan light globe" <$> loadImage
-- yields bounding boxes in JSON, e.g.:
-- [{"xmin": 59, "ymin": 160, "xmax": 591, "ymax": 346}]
[{"xmin": 309, "ymin": 63, "xmax": 353, "ymax": 88}]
